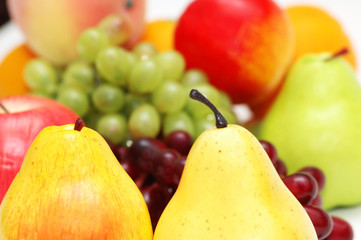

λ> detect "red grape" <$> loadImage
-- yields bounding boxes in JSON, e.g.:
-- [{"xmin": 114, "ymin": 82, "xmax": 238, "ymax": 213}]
[
  {"xmin": 173, "ymin": 155, "xmax": 186, "ymax": 186},
  {"xmin": 283, "ymin": 172, "xmax": 318, "ymax": 205},
  {"xmin": 114, "ymin": 146, "xmax": 130, "ymax": 162},
  {"xmin": 259, "ymin": 140, "xmax": 278, "ymax": 164},
  {"xmin": 164, "ymin": 130, "xmax": 193, "ymax": 156},
  {"xmin": 128, "ymin": 137, "xmax": 166, "ymax": 173},
  {"xmin": 140, "ymin": 174, "xmax": 157, "ymax": 188},
  {"xmin": 141, "ymin": 182, "xmax": 174, "ymax": 230},
  {"xmin": 152, "ymin": 149, "xmax": 181, "ymax": 186},
  {"xmin": 309, "ymin": 194, "xmax": 323, "ymax": 208},
  {"xmin": 325, "ymin": 216, "xmax": 353, "ymax": 240},
  {"xmin": 274, "ymin": 159, "xmax": 287, "ymax": 177},
  {"xmin": 298, "ymin": 166, "xmax": 326, "ymax": 191},
  {"xmin": 105, "ymin": 137, "xmax": 119, "ymax": 155},
  {"xmin": 304, "ymin": 205, "xmax": 333, "ymax": 239},
  {"xmin": 120, "ymin": 160, "xmax": 142, "ymax": 180},
  {"xmin": 113, "ymin": 146, "xmax": 143, "ymax": 181}
]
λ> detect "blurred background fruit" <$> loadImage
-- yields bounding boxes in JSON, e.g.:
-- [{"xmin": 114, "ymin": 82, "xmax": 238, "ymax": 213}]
[
  {"xmin": 6, "ymin": 0, "xmax": 146, "ymax": 65},
  {"xmin": 141, "ymin": 19, "xmax": 176, "ymax": 52},
  {"xmin": 0, "ymin": 43, "xmax": 35, "ymax": 97},
  {"xmin": 286, "ymin": 5, "xmax": 356, "ymax": 69},
  {"xmin": 175, "ymin": 0, "xmax": 295, "ymax": 108},
  {"xmin": 249, "ymin": 4, "xmax": 358, "ymax": 124}
]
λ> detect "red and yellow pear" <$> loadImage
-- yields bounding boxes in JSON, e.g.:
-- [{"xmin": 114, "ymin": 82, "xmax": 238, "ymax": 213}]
[{"xmin": 0, "ymin": 119, "xmax": 153, "ymax": 240}]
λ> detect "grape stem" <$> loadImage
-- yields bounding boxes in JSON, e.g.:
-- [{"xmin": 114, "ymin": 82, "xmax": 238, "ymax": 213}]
[
  {"xmin": 326, "ymin": 47, "xmax": 348, "ymax": 61},
  {"xmin": 0, "ymin": 102, "xmax": 9, "ymax": 113},
  {"xmin": 189, "ymin": 89, "xmax": 227, "ymax": 128},
  {"xmin": 74, "ymin": 118, "xmax": 85, "ymax": 131}
]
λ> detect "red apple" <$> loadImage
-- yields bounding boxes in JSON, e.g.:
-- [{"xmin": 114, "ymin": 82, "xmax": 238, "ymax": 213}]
[
  {"xmin": 0, "ymin": 95, "xmax": 78, "ymax": 203},
  {"xmin": 7, "ymin": 0, "xmax": 146, "ymax": 65},
  {"xmin": 175, "ymin": 0, "xmax": 294, "ymax": 107}
]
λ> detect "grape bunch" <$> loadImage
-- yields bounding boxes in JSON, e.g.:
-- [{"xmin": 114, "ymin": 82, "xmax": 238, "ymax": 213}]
[
  {"xmin": 108, "ymin": 130, "xmax": 192, "ymax": 229},
  {"xmin": 22, "ymin": 14, "xmax": 238, "ymax": 146}
]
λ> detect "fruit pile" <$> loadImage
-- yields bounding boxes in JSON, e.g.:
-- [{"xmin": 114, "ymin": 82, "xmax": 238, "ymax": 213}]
[
  {"xmin": 0, "ymin": 119, "xmax": 154, "ymax": 240},
  {"xmin": 11, "ymin": 10, "xmax": 356, "ymax": 240},
  {"xmin": 22, "ymin": 15, "xmax": 237, "ymax": 146},
  {"xmin": 1, "ymin": 0, "xmax": 360, "ymax": 239}
]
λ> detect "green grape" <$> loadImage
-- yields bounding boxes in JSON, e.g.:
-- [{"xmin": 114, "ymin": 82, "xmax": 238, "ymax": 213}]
[
  {"xmin": 154, "ymin": 50, "xmax": 185, "ymax": 81},
  {"xmin": 96, "ymin": 113, "xmax": 127, "ymax": 144},
  {"xmin": 193, "ymin": 109, "xmax": 237, "ymax": 138},
  {"xmin": 181, "ymin": 68, "xmax": 209, "ymax": 86},
  {"xmin": 122, "ymin": 93, "xmax": 149, "ymax": 118},
  {"xmin": 128, "ymin": 103, "xmax": 161, "ymax": 139},
  {"xmin": 127, "ymin": 51, "xmax": 137, "ymax": 67},
  {"xmin": 163, "ymin": 111, "xmax": 195, "ymax": 139},
  {"xmin": 77, "ymin": 28, "xmax": 110, "ymax": 62},
  {"xmin": 193, "ymin": 115, "xmax": 215, "ymax": 139},
  {"xmin": 132, "ymin": 42, "xmax": 158, "ymax": 61},
  {"xmin": 56, "ymin": 87, "xmax": 90, "ymax": 117},
  {"xmin": 97, "ymin": 14, "xmax": 131, "ymax": 45},
  {"xmin": 95, "ymin": 46, "xmax": 132, "ymax": 86},
  {"xmin": 128, "ymin": 58, "xmax": 163, "ymax": 94},
  {"xmin": 27, "ymin": 91, "xmax": 52, "ymax": 98},
  {"xmin": 62, "ymin": 61, "xmax": 95, "ymax": 94},
  {"xmin": 83, "ymin": 109, "xmax": 102, "ymax": 130},
  {"xmin": 151, "ymin": 81, "xmax": 187, "ymax": 113},
  {"xmin": 219, "ymin": 90, "xmax": 233, "ymax": 110},
  {"xmin": 185, "ymin": 83, "xmax": 221, "ymax": 119},
  {"xmin": 92, "ymin": 84, "xmax": 125, "ymax": 113},
  {"xmin": 24, "ymin": 58, "xmax": 58, "ymax": 96},
  {"xmin": 218, "ymin": 108, "xmax": 238, "ymax": 124}
]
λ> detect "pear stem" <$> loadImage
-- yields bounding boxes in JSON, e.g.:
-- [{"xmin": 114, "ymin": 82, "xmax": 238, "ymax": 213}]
[
  {"xmin": 74, "ymin": 118, "xmax": 85, "ymax": 131},
  {"xmin": 189, "ymin": 89, "xmax": 227, "ymax": 128},
  {"xmin": 0, "ymin": 102, "xmax": 9, "ymax": 113},
  {"xmin": 326, "ymin": 48, "xmax": 348, "ymax": 61}
]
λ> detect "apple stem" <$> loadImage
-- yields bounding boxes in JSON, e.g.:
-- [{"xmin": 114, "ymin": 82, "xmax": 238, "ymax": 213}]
[
  {"xmin": 74, "ymin": 118, "xmax": 85, "ymax": 131},
  {"xmin": 189, "ymin": 89, "xmax": 227, "ymax": 128},
  {"xmin": 326, "ymin": 48, "xmax": 348, "ymax": 61},
  {"xmin": 0, "ymin": 102, "xmax": 9, "ymax": 113}
]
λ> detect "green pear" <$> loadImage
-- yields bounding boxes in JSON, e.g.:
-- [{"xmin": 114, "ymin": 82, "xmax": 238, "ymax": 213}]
[
  {"xmin": 153, "ymin": 90, "xmax": 317, "ymax": 240},
  {"xmin": 258, "ymin": 51, "xmax": 361, "ymax": 209},
  {"xmin": 0, "ymin": 119, "xmax": 153, "ymax": 240}
]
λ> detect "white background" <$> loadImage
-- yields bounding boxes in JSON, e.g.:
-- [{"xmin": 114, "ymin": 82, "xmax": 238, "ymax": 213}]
[{"xmin": 0, "ymin": 0, "xmax": 360, "ymax": 238}]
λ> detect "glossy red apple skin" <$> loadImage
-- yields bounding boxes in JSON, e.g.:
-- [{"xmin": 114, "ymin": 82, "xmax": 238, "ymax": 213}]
[
  {"xmin": 175, "ymin": 0, "xmax": 294, "ymax": 107},
  {"xmin": 7, "ymin": 0, "xmax": 145, "ymax": 65},
  {"xmin": 0, "ymin": 96, "xmax": 79, "ymax": 203}
]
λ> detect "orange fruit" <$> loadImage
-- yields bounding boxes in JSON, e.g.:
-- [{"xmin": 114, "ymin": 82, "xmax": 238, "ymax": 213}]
[
  {"xmin": 286, "ymin": 5, "xmax": 357, "ymax": 69},
  {"xmin": 141, "ymin": 19, "xmax": 177, "ymax": 52},
  {"xmin": 0, "ymin": 43, "xmax": 36, "ymax": 97}
]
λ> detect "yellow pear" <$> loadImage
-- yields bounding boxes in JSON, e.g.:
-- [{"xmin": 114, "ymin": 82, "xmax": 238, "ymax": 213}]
[
  {"xmin": 153, "ymin": 90, "xmax": 317, "ymax": 239},
  {"xmin": 0, "ymin": 119, "xmax": 153, "ymax": 240}
]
